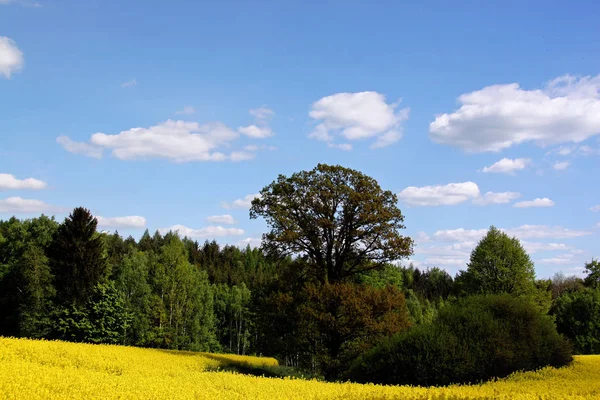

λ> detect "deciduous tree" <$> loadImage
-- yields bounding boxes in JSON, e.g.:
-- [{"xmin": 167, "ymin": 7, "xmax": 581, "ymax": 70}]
[{"xmin": 250, "ymin": 164, "xmax": 413, "ymax": 284}]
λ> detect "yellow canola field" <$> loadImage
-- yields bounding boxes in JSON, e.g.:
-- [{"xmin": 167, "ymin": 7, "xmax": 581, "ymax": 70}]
[{"xmin": 1, "ymin": 337, "xmax": 600, "ymax": 400}]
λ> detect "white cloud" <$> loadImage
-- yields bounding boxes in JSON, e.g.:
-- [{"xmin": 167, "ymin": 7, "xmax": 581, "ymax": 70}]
[
  {"xmin": 505, "ymin": 225, "xmax": 590, "ymax": 239},
  {"xmin": 398, "ymin": 181, "xmax": 480, "ymax": 206},
  {"xmin": 415, "ymin": 225, "xmax": 590, "ymax": 269},
  {"xmin": 309, "ymin": 91, "xmax": 409, "ymax": 149},
  {"xmin": 229, "ymin": 151, "xmax": 255, "ymax": 162},
  {"xmin": 159, "ymin": 224, "xmax": 244, "ymax": 238},
  {"xmin": 522, "ymin": 241, "xmax": 571, "ymax": 254},
  {"xmin": 238, "ymin": 237, "xmax": 262, "ymax": 248},
  {"xmin": 0, "ymin": 197, "xmax": 61, "ymax": 214},
  {"xmin": 371, "ymin": 131, "xmax": 403, "ymax": 149},
  {"xmin": 539, "ymin": 254, "xmax": 576, "ymax": 265},
  {"xmin": 121, "ymin": 78, "xmax": 136, "ymax": 88},
  {"xmin": 433, "ymin": 225, "xmax": 590, "ymax": 243},
  {"xmin": 238, "ymin": 107, "xmax": 276, "ymax": 139},
  {"xmin": 473, "ymin": 191, "xmax": 521, "ymax": 206},
  {"xmin": 58, "ymin": 120, "xmax": 260, "ymax": 162},
  {"xmin": 414, "ymin": 241, "xmax": 475, "ymax": 267},
  {"xmin": 415, "ymin": 231, "xmax": 431, "ymax": 243},
  {"xmin": 0, "ymin": 37, "xmax": 24, "ymax": 79},
  {"xmin": 430, "ymin": 74, "xmax": 600, "ymax": 152},
  {"xmin": 553, "ymin": 161, "xmax": 570, "ymax": 170},
  {"xmin": 0, "ymin": 173, "xmax": 46, "ymax": 190},
  {"xmin": 206, "ymin": 214, "xmax": 236, "ymax": 225},
  {"xmin": 175, "ymin": 106, "xmax": 196, "ymax": 115},
  {"xmin": 548, "ymin": 144, "xmax": 599, "ymax": 157},
  {"xmin": 249, "ymin": 107, "xmax": 275, "ymax": 121},
  {"xmin": 590, "ymin": 205, "xmax": 600, "ymax": 212},
  {"xmin": 96, "ymin": 215, "xmax": 146, "ymax": 229},
  {"xmin": 221, "ymin": 193, "xmax": 261, "ymax": 209},
  {"xmin": 432, "ymin": 228, "xmax": 488, "ymax": 243},
  {"xmin": 482, "ymin": 158, "xmax": 531, "ymax": 174},
  {"xmin": 238, "ymin": 125, "xmax": 273, "ymax": 139},
  {"xmin": 513, "ymin": 198, "xmax": 555, "ymax": 208},
  {"xmin": 328, "ymin": 143, "xmax": 353, "ymax": 151},
  {"xmin": 56, "ymin": 136, "xmax": 103, "ymax": 159}
]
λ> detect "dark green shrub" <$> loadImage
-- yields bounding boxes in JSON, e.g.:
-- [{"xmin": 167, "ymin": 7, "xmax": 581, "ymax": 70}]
[
  {"xmin": 552, "ymin": 288, "xmax": 600, "ymax": 354},
  {"xmin": 346, "ymin": 294, "xmax": 572, "ymax": 386}
]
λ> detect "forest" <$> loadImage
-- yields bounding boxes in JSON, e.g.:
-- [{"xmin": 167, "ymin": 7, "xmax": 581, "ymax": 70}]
[{"xmin": 1, "ymin": 164, "xmax": 599, "ymax": 385}]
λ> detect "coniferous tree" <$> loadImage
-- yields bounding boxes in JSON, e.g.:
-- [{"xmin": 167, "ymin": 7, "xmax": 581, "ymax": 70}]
[{"xmin": 50, "ymin": 207, "xmax": 108, "ymax": 306}]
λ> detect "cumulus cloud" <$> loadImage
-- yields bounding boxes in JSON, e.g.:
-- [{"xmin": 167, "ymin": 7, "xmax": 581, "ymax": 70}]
[
  {"xmin": 522, "ymin": 241, "xmax": 572, "ymax": 254},
  {"xmin": 413, "ymin": 224, "xmax": 589, "ymax": 269},
  {"xmin": 430, "ymin": 74, "xmax": 600, "ymax": 152},
  {"xmin": 207, "ymin": 214, "xmax": 236, "ymax": 225},
  {"xmin": 238, "ymin": 107, "xmax": 275, "ymax": 139},
  {"xmin": 57, "ymin": 119, "xmax": 265, "ymax": 162},
  {"xmin": 398, "ymin": 182, "xmax": 480, "ymax": 206},
  {"xmin": 513, "ymin": 198, "xmax": 555, "ymax": 208},
  {"xmin": 482, "ymin": 158, "xmax": 531, "ymax": 174},
  {"xmin": 121, "ymin": 78, "xmax": 136, "ymax": 88},
  {"xmin": 413, "ymin": 241, "xmax": 476, "ymax": 267},
  {"xmin": 433, "ymin": 225, "xmax": 589, "ymax": 243},
  {"xmin": 159, "ymin": 224, "xmax": 244, "ymax": 238},
  {"xmin": 221, "ymin": 193, "xmax": 261, "ymax": 209},
  {"xmin": 590, "ymin": 205, "xmax": 600, "ymax": 212},
  {"xmin": 238, "ymin": 237, "xmax": 262, "ymax": 248},
  {"xmin": 249, "ymin": 107, "xmax": 275, "ymax": 121},
  {"xmin": 553, "ymin": 161, "xmax": 570, "ymax": 170},
  {"xmin": 56, "ymin": 135, "xmax": 103, "ymax": 159},
  {"xmin": 309, "ymin": 91, "xmax": 409, "ymax": 149},
  {"xmin": 96, "ymin": 215, "xmax": 146, "ymax": 229},
  {"xmin": 0, "ymin": 36, "xmax": 24, "ymax": 79},
  {"xmin": 0, "ymin": 197, "xmax": 62, "ymax": 214},
  {"xmin": 238, "ymin": 125, "xmax": 273, "ymax": 139},
  {"xmin": 0, "ymin": 173, "xmax": 46, "ymax": 190},
  {"xmin": 472, "ymin": 191, "xmax": 521, "ymax": 206},
  {"xmin": 175, "ymin": 106, "xmax": 196, "ymax": 115}
]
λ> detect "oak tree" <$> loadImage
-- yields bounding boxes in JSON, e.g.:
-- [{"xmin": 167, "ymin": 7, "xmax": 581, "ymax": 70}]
[{"xmin": 250, "ymin": 164, "xmax": 413, "ymax": 284}]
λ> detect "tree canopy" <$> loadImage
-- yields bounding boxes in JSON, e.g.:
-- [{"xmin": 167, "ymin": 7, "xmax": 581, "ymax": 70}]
[
  {"xmin": 250, "ymin": 164, "xmax": 413, "ymax": 283},
  {"xmin": 456, "ymin": 226, "xmax": 536, "ymax": 296},
  {"xmin": 50, "ymin": 207, "xmax": 108, "ymax": 305}
]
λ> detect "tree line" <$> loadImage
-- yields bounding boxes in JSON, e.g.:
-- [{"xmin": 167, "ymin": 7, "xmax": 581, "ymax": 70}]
[{"xmin": 1, "ymin": 164, "xmax": 598, "ymax": 384}]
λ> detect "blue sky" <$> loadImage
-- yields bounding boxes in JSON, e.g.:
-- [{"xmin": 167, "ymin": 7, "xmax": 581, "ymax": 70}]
[{"xmin": 1, "ymin": 0, "xmax": 599, "ymax": 278}]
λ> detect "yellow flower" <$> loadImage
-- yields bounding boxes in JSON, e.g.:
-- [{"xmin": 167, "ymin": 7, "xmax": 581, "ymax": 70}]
[{"xmin": 1, "ymin": 337, "xmax": 599, "ymax": 399}]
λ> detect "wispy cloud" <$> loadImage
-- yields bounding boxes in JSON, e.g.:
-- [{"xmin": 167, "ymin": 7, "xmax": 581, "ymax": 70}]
[{"xmin": 121, "ymin": 78, "xmax": 137, "ymax": 88}]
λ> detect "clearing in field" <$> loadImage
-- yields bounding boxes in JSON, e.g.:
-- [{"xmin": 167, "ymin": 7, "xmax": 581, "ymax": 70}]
[{"xmin": 1, "ymin": 337, "xmax": 599, "ymax": 400}]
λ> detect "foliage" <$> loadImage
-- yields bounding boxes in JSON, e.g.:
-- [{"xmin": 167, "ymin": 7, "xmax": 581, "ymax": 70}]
[
  {"xmin": 456, "ymin": 226, "xmax": 536, "ymax": 297},
  {"xmin": 347, "ymin": 294, "xmax": 572, "ymax": 386},
  {"xmin": 213, "ymin": 283, "xmax": 253, "ymax": 354},
  {"xmin": 584, "ymin": 259, "xmax": 600, "ymax": 289},
  {"xmin": 550, "ymin": 272, "xmax": 585, "ymax": 299},
  {"xmin": 298, "ymin": 282, "xmax": 411, "ymax": 379},
  {"xmin": 552, "ymin": 288, "xmax": 600, "ymax": 354},
  {"xmin": 53, "ymin": 281, "xmax": 131, "ymax": 344},
  {"xmin": 49, "ymin": 207, "xmax": 108, "ymax": 305},
  {"xmin": 1, "ymin": 337, "xmax": 599, "ymax": 400},
  {"xmin": 250, "ymin": 164, "xmax": 413, "ymax": 283}
]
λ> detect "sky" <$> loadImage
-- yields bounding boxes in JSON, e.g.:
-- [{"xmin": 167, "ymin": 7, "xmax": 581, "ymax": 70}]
[{"xmin": 1, "ymin": 0, "xmax": 599, "ymax": 278}]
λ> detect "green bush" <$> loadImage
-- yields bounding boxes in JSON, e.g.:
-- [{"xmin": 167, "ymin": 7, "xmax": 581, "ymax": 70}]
[
  {"xmin": 552, "ymin": 288, "xmax": 600, "ymax": 354},
  {"xmin": 346, "ymin": 294, "xmax": 572, "ymax": 386}
]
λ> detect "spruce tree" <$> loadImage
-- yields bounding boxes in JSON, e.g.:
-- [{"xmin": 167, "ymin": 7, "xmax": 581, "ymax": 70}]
[{"xmin": 50, "ymin": 207, "xmax": 108, "ymax": 305}]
